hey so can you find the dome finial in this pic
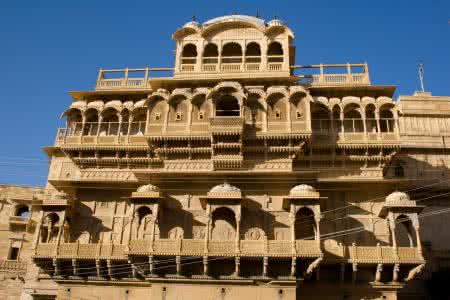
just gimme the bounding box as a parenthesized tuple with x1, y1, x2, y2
(192, 15, 197, 22)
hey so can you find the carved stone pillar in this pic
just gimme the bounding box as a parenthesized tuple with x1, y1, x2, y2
(32, 211, 44, 249)
(362, 114, 367, 136)
(235, 213, 241, 253)
(53, 258, 60, 276)
(414, 226, 422, 255)
(149, 256, 154, 276)
(72, 259, 78, 276)
(203, 256, 208, 276)
(352, 263, 358, 284)
(151, 216, 158, 252)
(375, 110, 381, 138)
(127, 115, 134, 136)
(234, 256, 240, 277)
(393, 263, 400, 282)
(290, 256, 296, 277)
(56, 211, 66, 245)
(289, 206, 296, 254)
(176, 255, 181, 275)
(388, 216, 397, 249)
(263, 256, 268, 277)
(96, 259, 101, 277)
(205, 207, 211, 253)
(315, 216, 321, 243)
(375, 263, 383, 282)
(127, 203, 136, 249)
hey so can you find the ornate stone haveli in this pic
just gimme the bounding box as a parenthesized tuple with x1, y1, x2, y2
(6, 14, 450, 300)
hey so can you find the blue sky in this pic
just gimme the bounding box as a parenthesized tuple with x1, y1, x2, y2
(0, 0, 449, 186)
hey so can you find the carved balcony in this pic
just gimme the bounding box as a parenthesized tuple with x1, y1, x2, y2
(0, 259, 27, 276)
(209, 117, 245, 135)
(54, 122, 147, 147)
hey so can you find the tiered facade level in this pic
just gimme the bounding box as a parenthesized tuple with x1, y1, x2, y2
(2, 15, 450, 300)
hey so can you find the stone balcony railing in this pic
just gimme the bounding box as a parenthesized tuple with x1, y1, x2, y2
(55, 122, 147, 146)
(33, 240, 423, 264)
(209, 117, 245, 134)
(95, 68, 173, 90)
(93, 63, 371, 91)
(293, 63, 370, 86)
(311, 118, 400, 146)
(0, 259, 27, 276)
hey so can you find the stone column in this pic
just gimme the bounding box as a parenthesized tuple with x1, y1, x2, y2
(196, 41, 203, 73)
(235, 213, 241, 253)
(127, 203, 135, 249)
(176, 255, 181, 275)
(263, 256, 268, 277)
(291, 256, 296, 277)
(315, 216, 321, 246)
(127, 115, 134, 136)
(56, 211, 66, 245)
(388, 215, 397, 248)
(375, 110, 381, 138)
(393, 263, 400, 282)
(290, 206, 296, 254)
(204, 206, 211, 253)
(32, 211, 44, 249)
(203, 256, 208, 276)
(414, 226, 423, 255)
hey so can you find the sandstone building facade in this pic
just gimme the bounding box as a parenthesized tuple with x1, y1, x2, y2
(1, 15, 450, 300)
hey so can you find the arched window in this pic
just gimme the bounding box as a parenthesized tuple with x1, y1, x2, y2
(203, 43, 219, 64)
(221, 43, 242, 64)
(395, 215, 416, 247)
(211, 207, 236, 240)
(120, 109, 130, 135)
(100, 108, 119, 136)
(83, 109, 99, 136)
(16, 206, 30, 218)
(343, 104, 363, 133)
(245, 42, 261, 63)
(216, 95, 240, 117)
(365, 104, 377, 133)
(181, 44, 197, 64)
(65, 109, 82, 136)
(267, 42, 283, 62)
(137, 206, 152, 223)
(380, 109, 394, 132)
(130, 108, 146, 136)
(295, 207, 316, 240)
(41, 213, 60, 243)
(311, 103, 330, 133)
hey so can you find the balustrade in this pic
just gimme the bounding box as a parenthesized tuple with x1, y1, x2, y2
(56, 121, 146, 145)
(33, 240, 423, 266)
(311, 118, 398, 143)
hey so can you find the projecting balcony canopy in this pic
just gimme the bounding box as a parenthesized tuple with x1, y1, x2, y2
(130, 184, 162, 200)
(282, 184, 325, 210)
(378, 191, 425, 217)
(200, 182, 242, 208)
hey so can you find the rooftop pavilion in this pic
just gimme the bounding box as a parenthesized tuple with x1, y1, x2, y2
(94, 15, 371, 91)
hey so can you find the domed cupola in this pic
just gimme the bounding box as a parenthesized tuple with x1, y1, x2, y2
(385, 191, 411, 205)
(283, 184, 322, 211)
(289, 184, 319, 198)
(183, 20, 201, 30)
(208, 182, 241, 198)
(267, 18, 284, 27)
(131, 184, 161, 199)
(379, 191, 424, 218)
